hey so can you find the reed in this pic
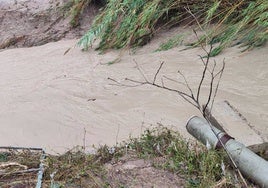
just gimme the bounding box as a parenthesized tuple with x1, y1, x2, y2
(78, 0, 267, 54)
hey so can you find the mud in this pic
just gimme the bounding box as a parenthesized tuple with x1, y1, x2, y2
(0, 0, 98, 49)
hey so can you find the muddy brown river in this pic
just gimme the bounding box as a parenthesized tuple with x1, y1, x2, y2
(0, 34, 267, 153)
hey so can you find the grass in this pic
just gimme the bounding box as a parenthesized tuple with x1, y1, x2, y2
(126, 127, 233, 187)
(77, 0, 267, 55)
(0, 127, 260, 187)
(155, 33, 185, 52)
(45, 148, 108, 187)
(201, 0, 268, 56)
(45, 127, 256, 187)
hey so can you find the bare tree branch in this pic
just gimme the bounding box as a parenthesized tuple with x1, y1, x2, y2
(203, 69, 215, 115)
(108, 31, 245, 186)
(153, 61, 164, 84)
(196, 46, 211, 104)
(162, 75, 187, 87)
(108, 77, 145, 87)
(211, 59, 217, 73)
(178, 70, 195, 98)
(209, 59, 225, 115)
(108, 51, 246, 187)
(194, 29, 210, 54)
(133, 59, 149, 82)
(185, 7, 208, 39)
(124, 78, 147, 85)
(198, 55, 206, 66)
(161, 77, 164, 87)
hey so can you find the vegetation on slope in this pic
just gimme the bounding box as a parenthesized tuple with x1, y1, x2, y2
(78, 0, 267, 55)
(0, 127, 257, 187)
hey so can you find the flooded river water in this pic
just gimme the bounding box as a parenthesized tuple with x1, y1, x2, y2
(0, 35, 267, 153)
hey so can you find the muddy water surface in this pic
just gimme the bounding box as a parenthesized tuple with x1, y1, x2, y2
(0, 37, 267, 153)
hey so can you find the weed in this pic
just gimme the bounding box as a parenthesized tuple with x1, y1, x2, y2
(45, 148, 106, 187)
(0, 152, 8, 162)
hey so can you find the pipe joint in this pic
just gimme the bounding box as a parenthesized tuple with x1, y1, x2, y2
(215, 133, 234, 149)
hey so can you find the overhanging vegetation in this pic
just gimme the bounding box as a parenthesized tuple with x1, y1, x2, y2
(78, 0, 267, 55)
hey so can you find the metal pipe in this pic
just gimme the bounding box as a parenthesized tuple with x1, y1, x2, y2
(186, 116, 268, 188)
(36, 149, 46, 188)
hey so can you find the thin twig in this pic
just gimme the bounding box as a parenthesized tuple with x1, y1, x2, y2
(162, 75, 187, 87)
(196, 46, 211, 104)
(161, 77, 164, 87)
(83, 128, 86, 153)
(0, 162, 27, 170)
(198, 55, 206, 66)
(133, 59, 149, 82)
(125, 78, 147, 85)
(185, 6, 206, 37)
(108, 77, 145, 87)
(194, 29, 209, 54)
(153, 61, 164, 84)
(211, 59, 217, 73)
(209, 59, 225, 115)
(0, 168, 39, 176)
(178, 70, 194, 98)
(203, 72, 214, 115)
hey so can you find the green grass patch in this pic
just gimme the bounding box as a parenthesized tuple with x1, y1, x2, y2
(126, 127, 232, 187)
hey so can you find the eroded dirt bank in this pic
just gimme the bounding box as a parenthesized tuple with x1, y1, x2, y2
(0, 0, 98, 49)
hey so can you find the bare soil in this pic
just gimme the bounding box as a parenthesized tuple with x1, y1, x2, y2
(0, 0, 98, 49)
(105, 155, 185, 188)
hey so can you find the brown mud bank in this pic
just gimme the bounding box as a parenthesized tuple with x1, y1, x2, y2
(0, 0, 99, 49)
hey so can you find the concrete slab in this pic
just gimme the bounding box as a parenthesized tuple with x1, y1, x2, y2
(211, 100, 265, 147)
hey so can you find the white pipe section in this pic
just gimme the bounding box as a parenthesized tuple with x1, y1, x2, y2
(186, 116, 268, 188)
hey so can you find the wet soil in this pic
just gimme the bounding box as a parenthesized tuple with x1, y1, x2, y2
(0, 0, 98, 49)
